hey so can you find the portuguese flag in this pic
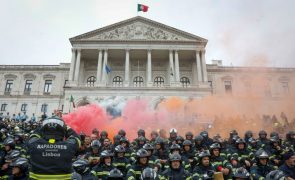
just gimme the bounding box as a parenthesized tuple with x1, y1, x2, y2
(138, 4, 149, 12)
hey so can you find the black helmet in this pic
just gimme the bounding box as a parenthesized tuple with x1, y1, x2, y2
(255, 149, 269, 159)
(176, 136, 184, 142)
(140, 167, 157, 180)
(138, 129, 145, 137)
(266, 170, 285, 180)
(286, 131, 295, 141)
(235, 138, 246, 145)
(230, 130, 238, 137)
(115, 145, 126, 153)
(209, 143, 221, 150)
(200, 131, 208, 138)
(199, 150, 211, 159)
(138, 136, 147, 143)
(72, 159, 89, 174)
(259, 130, 267, 137)
(100, 131, 108, 138)
(41, 117, 66, 140)
(248, 137, 257, 144)
(194, 135, 204, 142)
(233, 167, 250, 180)
(100, 150, 114, 158)
(270, 132, 279, 138)
(169, 153, 182, 162)
(136, 149, 149, 158)
(183, 140, 192, 146)
(270, 136, 280, 143)
(118, 129, 126, 137)
(185, 131, 193, 137)
(4, 137, 15, 149)
(119, 137, 129, 144)
(10, 157, 28, 172)
(5, 150, 21, 161)
(232, 135, 240, 142)
(155, 137, 164, 145)
(143, 143, 154, 151)
(170, 144, 181, 152)
(91, 140, 101, 149)
(108, 168, 124, 179)
(244, 131, 253, 138)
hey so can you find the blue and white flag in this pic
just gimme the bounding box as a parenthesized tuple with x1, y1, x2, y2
(105, 65, 111, 74)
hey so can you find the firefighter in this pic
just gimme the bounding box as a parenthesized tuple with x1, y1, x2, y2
(209, 143, 232, 179)
(257, 130, 271, 150)
(141, 167, 159, 180)
(160, 153, 191, 180)
(28, 116, 81, 180)
(113, 145, 131, 176)
(108, 168, 124, 180)
(250, 150, 275, 180)
(192, 150, 215, 180)
(232, 167, 251, 180)
(126, 149, 153, 180)
(85, 140, 101, 168)
(8, 157, 29, 180)
(92, 150, 114, 179)
(72, 159, 96, 180)
(168, 128, 178, 146)
(229, 138, 254, 169)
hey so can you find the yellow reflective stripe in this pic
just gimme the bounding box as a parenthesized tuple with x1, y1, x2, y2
(29, 172, 72, 180)
(75, 137, 81, 148)
(30, 134, 41, 138)
(128, 177, 136, 180)
(113, 162, 126, 166)
(96, 171, 109, 175)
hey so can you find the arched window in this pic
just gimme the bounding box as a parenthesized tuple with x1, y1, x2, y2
(87, 76, 96, 87)
(113, 76, 123, 87)
(133, 76, 144, 87)
(154, 76, 164, 87)
(180, 77, 190, 88)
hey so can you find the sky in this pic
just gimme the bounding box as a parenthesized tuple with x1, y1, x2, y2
(0, 0, 294, 67)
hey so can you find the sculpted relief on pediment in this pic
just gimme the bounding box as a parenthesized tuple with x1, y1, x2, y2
(89, 22, 191, 41)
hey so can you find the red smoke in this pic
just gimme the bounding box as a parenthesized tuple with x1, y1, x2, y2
(63, 95, 295, 141)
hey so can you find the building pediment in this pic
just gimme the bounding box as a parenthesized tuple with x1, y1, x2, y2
(70, 16, 207, 44)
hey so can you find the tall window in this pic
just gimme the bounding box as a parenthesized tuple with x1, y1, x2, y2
(112, 76, 123, 87)
(41, 104, 48, 112)
(281, 82, 289, 94)
(5, 80, 13, 92)
(44, 80, 52, 93)
(21, 104, 27, 112)
(24, 80, 33, 92)
(1, 104, 7, 111)
(87, 76, 96, 87)
(224, 81, 232, 94)
(154, 77, 164, 87)
(133, 76, 144, 87)
(180, 77, 190, 88)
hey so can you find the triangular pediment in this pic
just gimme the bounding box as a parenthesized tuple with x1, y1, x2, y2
(70, 16, 207, 43)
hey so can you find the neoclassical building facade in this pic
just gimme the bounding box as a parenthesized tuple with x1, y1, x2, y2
(0, 16, 294, 117)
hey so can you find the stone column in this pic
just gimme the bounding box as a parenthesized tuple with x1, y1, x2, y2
(174, 50, 180, 82)
(169, 50, 175, 83)
(147, 49, 152, 87)
(201, 50, 208, 82)
(69, 48, 76, 81)
(96, 49, 103, 86)
(196, 50, 203, 83)
(124, 49, 130, 87)
(74, 49, 81, 82)
(101, 49, 108, 85)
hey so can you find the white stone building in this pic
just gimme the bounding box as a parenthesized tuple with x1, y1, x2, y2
(0, 16, 294, 117)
